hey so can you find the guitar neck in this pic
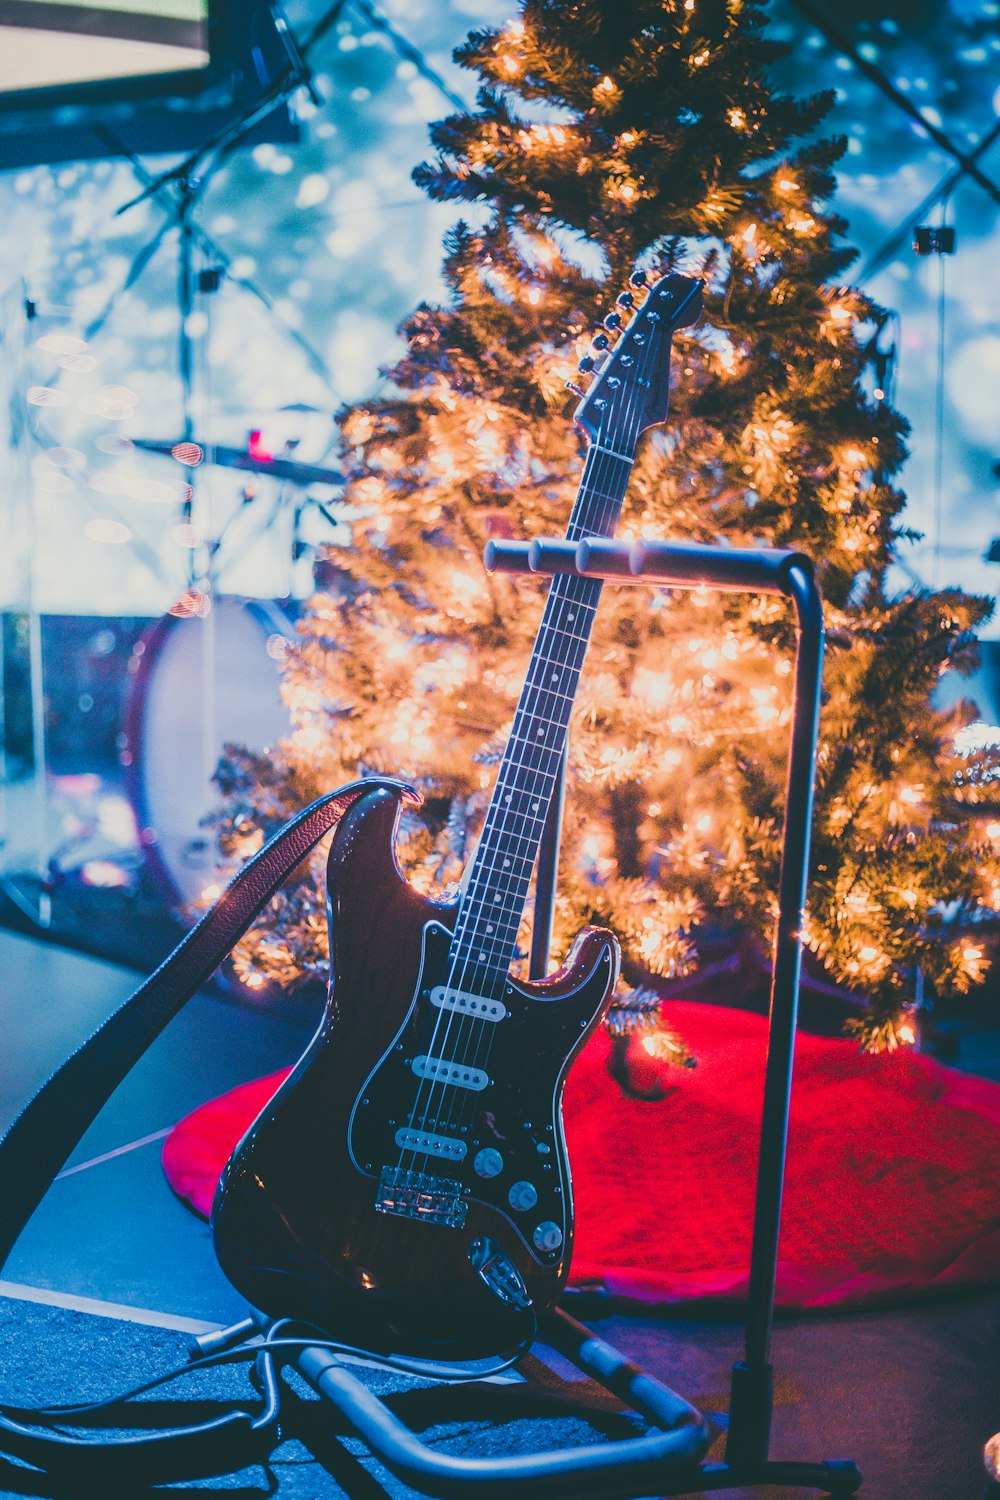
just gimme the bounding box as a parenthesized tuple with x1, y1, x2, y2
(449, 444, 634, 989)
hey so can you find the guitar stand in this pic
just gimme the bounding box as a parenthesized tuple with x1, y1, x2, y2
(199, 536, 861, 1497)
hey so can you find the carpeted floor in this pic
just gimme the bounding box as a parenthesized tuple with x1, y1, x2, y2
(0, 1287, 999, 1498)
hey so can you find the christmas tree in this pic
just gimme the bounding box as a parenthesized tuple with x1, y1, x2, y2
(219, 0, 999, 1053)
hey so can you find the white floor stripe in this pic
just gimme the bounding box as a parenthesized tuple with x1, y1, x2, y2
(55, 1127, 173, 1179)
(0, 1280, 221, 1334)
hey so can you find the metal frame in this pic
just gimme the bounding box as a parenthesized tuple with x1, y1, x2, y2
(208, 535, 860, 1496)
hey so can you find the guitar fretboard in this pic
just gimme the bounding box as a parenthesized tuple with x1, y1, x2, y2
(448, 445, 634, 992)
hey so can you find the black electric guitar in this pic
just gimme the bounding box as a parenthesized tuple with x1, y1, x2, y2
(212, 271, 703, 1363)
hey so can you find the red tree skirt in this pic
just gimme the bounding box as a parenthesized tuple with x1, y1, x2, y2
(162, 1001, 1000, 1311)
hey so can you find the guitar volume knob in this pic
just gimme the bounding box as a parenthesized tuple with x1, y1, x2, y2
(532, 1221, 563, 1253)
(508, 1180, 538, 1212)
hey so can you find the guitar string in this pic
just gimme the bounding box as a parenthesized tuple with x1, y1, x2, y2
(388, 458, 616, 1177)
(392, 293, 663, 1183)
(424, 278, 700, 1197)
(439, 318, 660, 1159)
(416, 316, 658, 1175)
(413, 321, 657, 1173)
(389, 448, 622, 1177)
(398, 312, 656, 1178)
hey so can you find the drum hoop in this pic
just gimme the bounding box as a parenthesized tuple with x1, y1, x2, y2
(122, 595, 294, 909)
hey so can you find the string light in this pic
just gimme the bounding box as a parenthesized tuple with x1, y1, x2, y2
(642, 1030, 687, 1060)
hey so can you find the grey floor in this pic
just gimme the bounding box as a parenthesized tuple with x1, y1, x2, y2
(0, 928, 998, 1499)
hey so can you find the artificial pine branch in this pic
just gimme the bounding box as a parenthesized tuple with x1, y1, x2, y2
(215, 0, 1000, 1052)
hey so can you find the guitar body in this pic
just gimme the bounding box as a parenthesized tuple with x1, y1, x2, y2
(212, 784, 619, 1362)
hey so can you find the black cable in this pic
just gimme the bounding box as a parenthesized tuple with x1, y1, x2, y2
(14, 1316, 538, 1430)
(348, 0, 470, 115)
(860, 117, 1000, 285)
(787, 0, 1000, 208)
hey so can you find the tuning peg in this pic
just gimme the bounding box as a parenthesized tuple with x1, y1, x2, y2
(603, 311, 623, 331)
(629, 269, 648, 288)
(565, 381, 585, 397)
(578, 355, 596, 373)
(592, 331, 610, 351)
(616, 291, 635, 309)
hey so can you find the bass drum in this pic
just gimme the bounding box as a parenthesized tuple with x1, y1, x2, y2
(124, 596, 295, 908)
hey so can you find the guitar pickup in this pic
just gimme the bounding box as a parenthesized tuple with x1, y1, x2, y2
(375, 1166, 467, 1228)
(429, 986, 506, 1021)
(394, 1127, 467, 1161)
(411, 1055, 489, 1091)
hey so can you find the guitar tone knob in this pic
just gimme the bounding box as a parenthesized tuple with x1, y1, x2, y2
(532, 1221, 563, 1252)
(508, 1180, 538, 1212)
(474, 1148, 504, 1178)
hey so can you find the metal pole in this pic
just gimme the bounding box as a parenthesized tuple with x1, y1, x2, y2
(727, 561, 824, 1468)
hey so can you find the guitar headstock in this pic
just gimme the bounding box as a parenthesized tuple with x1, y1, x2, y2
(573, 272, 703, 449)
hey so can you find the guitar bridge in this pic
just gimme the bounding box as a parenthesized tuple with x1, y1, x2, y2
(374, 1166, 467, 1228)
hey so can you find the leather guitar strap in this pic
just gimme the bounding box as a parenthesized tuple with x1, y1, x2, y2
(0, 775, 413, 1482)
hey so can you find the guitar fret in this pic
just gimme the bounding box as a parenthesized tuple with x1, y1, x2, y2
(589, 443, 634, 465)
(450, 431, 638, 978)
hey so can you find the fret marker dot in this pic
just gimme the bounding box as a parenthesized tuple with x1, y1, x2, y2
(486, 924, 494, 933)
(503, 858, 511, 867)
(479, 951, 486, 960)
(532, 801, 539, 811)
(537, 728, 544, 737)
(567, 613, 575, 622)
(494, 894, 501, 902)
